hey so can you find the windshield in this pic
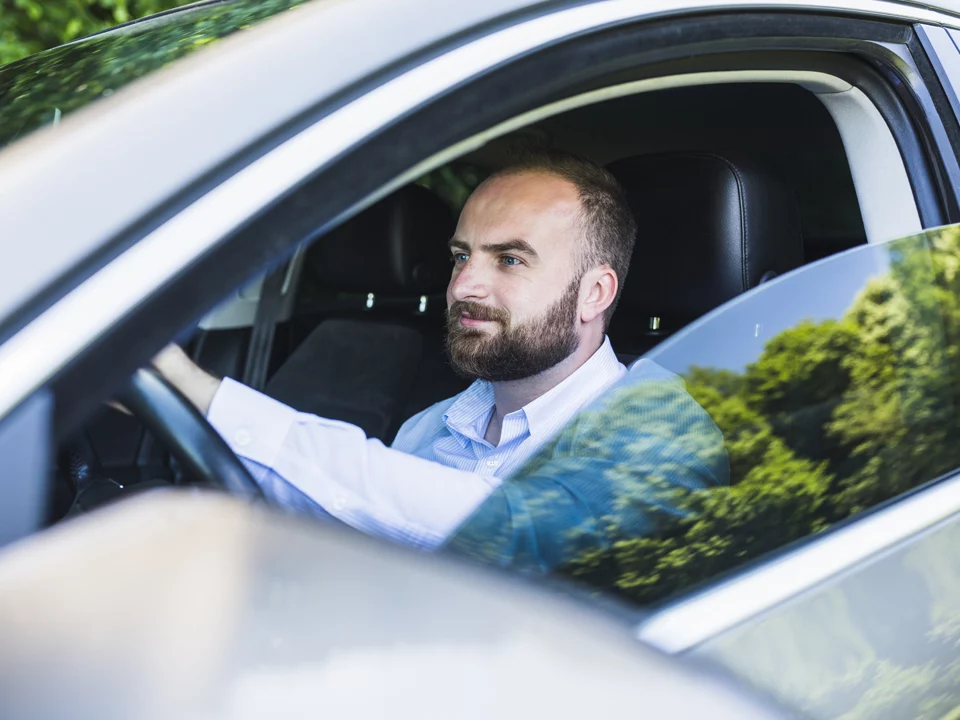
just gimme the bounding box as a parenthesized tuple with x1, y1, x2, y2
(0, 0, 309, 151)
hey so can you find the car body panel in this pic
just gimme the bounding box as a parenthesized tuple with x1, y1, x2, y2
(0, 392, 51, 545)
(693, 506, 960, 719)
(0, 0, 304, 153)
(0, 489, 789, 720)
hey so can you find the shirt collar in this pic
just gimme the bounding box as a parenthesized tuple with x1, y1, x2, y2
(443, 380, 495, 446)
(442, 336, 625, 445)
(521, 336, 625, 439)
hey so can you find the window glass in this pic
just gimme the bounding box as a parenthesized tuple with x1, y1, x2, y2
(0, 0, 309, 151)
(445, 225, 960, 607)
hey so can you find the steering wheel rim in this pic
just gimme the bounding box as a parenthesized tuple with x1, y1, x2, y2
(120, 367, 265, 500)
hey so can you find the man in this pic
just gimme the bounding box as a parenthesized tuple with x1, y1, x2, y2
(155, 150, 728, 567)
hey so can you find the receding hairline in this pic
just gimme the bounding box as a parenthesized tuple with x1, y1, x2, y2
(482, 166, 584, 193)
(470, 168, 589, 224)
(494, 164, 604, 234)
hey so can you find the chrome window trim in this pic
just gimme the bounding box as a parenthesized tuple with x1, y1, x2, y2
(637, 466, 960, 653)
(0, 0, 957, 422)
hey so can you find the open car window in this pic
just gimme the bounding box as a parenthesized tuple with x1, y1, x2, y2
(446, 224, 960, 607)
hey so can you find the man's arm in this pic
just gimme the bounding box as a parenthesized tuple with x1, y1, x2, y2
(152, 344, 222, 415)
(207, 377, 499, 546)
(151, 345, 499, 546)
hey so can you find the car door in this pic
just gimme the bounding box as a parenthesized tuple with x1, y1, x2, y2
(598, 223, 960, 720)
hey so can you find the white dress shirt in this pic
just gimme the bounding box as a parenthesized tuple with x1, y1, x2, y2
(207, 337, 626, 548)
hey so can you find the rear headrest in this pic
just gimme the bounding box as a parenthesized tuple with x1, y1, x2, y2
(310, 185, 454, 295)
(607, 152, 804, 329)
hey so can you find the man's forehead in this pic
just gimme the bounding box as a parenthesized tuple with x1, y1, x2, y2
(456, 172, 582, 239)
(473, 170, 580, 206)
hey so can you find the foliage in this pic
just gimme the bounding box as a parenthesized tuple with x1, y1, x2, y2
(0, 0, 195, 67)
(449, 226, 960, 616)
(446, 223, 960, 716)
(0, 0, 307, 149)
(542, 226, 960, 608)
(448, 367, 730, 577)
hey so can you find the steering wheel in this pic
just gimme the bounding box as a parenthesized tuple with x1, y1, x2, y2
(120, 368, 265, 500)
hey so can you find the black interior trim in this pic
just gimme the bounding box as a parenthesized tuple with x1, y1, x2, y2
(567, 47, 947, 228)
(908, 27, 960, 222)
(44, 10, 958, 436)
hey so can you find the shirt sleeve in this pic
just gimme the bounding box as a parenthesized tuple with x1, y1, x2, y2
(443, 372, 731, 575)
(207, 378, 498, 548)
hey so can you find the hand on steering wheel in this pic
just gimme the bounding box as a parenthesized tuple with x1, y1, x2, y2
(120, 367, 264, 500)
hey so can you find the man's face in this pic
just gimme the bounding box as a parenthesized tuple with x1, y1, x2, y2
(445, 172, 585, 382)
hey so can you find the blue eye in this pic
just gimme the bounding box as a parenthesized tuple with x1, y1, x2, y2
(501, 255, 521, 267)
(452, 252, 469, 264)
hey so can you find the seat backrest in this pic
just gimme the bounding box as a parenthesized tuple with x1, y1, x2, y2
(264, 185, 467, 442)
(606, 152, 805, 361)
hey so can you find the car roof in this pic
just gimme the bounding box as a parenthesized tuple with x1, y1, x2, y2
(0, 0, 958, 339)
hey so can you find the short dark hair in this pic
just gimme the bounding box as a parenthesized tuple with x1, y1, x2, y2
(488, 149, 637, 325)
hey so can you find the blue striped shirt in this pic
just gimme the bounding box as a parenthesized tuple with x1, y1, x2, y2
(394, 336, 626, 479)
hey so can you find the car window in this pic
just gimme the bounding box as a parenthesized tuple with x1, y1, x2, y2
(0, 0, 309, 151)
(445, 224, 960, 608)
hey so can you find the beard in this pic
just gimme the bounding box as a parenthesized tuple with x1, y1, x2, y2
(445, 278, 581, 382)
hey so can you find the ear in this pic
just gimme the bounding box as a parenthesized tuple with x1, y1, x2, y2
(579, 265, 618, 325)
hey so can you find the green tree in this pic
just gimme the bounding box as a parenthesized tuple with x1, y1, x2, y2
(564, 365, 834, 603)
(0, 0, 308, 149)
(830, 227, 960, 515)
(0, 0, 195, 67)
(745, 318, 857, 466)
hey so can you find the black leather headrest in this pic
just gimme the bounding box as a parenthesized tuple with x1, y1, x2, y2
(608, 152, 804, 329)
(310, 185, 454, 295)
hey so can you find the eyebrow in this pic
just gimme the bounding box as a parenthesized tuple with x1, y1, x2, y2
(447, 237, 540, 260)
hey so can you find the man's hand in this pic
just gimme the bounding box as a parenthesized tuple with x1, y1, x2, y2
(151, 344, 222, 416)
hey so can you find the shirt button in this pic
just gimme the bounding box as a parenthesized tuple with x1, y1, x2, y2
(333, 494, 347, 511)
(234, 429, 252, 447)
(486, 459, 500, 469)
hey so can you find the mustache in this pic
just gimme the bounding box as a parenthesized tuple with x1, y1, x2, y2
(447, 301, 510, 326)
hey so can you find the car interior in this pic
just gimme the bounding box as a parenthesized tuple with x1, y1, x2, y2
(52, 77, 913, 521)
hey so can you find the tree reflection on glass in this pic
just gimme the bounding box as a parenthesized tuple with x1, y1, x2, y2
(449, 225, 960, 611)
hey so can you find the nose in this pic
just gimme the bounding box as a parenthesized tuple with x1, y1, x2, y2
(448, 258, 490, 303)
